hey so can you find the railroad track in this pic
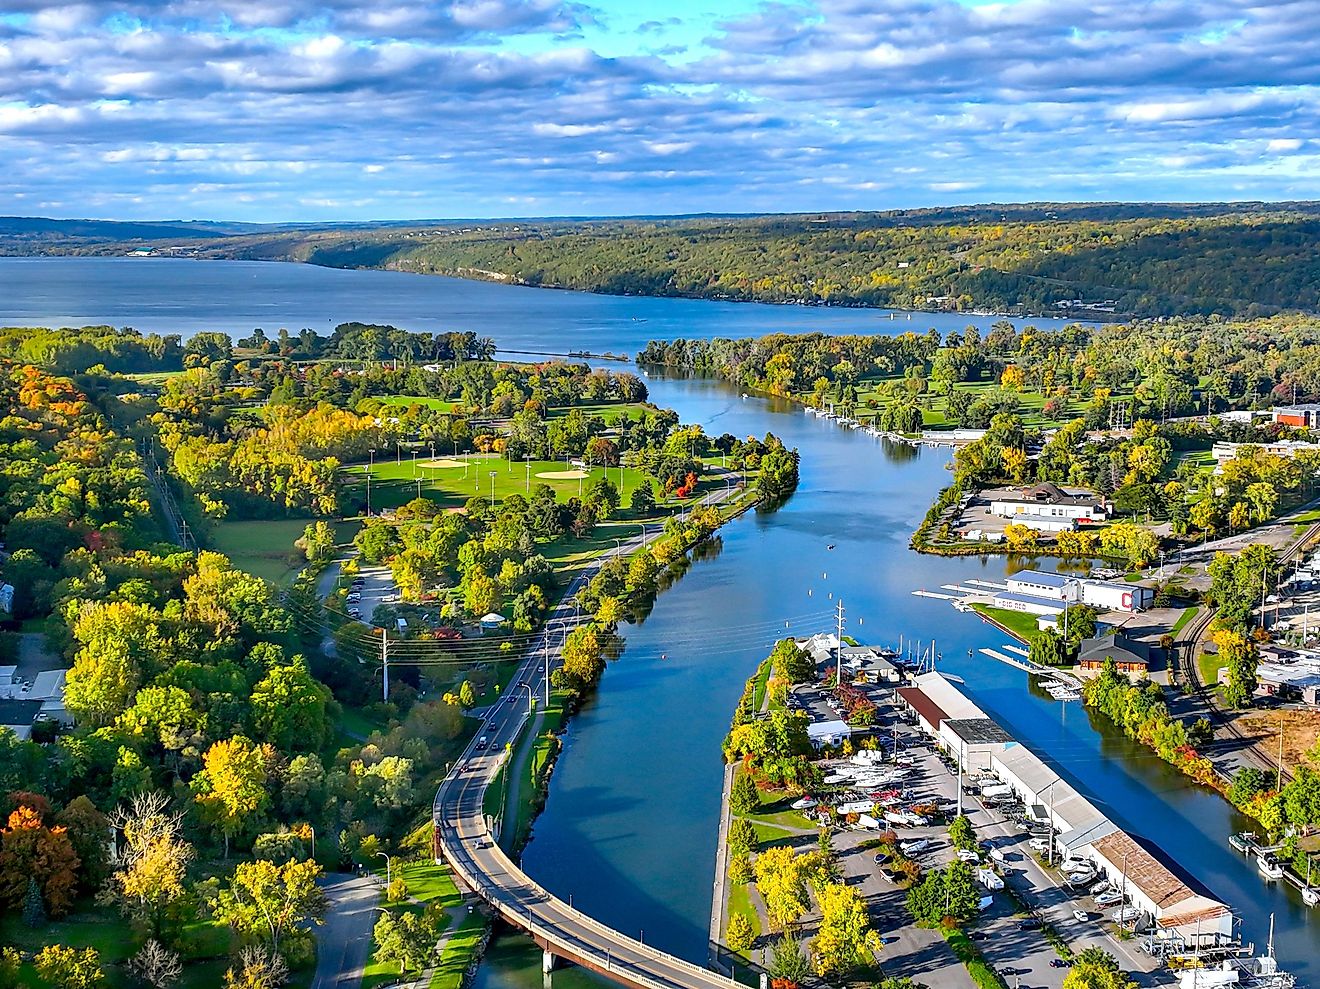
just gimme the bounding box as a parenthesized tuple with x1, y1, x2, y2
(1174, 520, 1320, 782)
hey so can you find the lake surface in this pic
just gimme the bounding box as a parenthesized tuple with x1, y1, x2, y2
(2, 258, 1313, 984)
(0, 256, 1083, 352)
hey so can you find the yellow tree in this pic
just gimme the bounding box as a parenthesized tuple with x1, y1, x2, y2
(812, 883, 882, 976)
(109, 793, 194, 939)
(1000, 366, 1025, 391)
(754, 846, 809, 930)
(192, 737, 269, 857)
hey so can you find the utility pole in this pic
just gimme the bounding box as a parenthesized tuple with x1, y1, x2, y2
(381, 629, 389, 702)
(544, 637, 551, 707)
(835, 600, 846, 688)
(1278, 712, 1286, 782)
(957, 737, 965, 818)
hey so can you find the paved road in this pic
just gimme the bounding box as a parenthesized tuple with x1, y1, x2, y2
(312, 874, 380, 989)
(432, 489, 751, 989)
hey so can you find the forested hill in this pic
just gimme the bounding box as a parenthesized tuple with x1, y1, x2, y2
(9, 203, 1320, 318)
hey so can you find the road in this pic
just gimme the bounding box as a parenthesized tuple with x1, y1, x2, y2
(312, 874, 380, 989)
(432, 487, 752, 989)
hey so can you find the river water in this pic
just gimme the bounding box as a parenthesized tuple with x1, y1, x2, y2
(1, 259, 1314, 984)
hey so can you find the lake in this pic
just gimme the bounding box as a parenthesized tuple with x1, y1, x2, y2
(2, 257, 1313, 985)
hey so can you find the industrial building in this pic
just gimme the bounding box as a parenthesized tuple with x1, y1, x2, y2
(1271, 404, 1320, 428)
(902, 673, 1234, 948)
(992, 569, 1153, 616)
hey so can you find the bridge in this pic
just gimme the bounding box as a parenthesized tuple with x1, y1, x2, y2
(431, 511, 749, 989)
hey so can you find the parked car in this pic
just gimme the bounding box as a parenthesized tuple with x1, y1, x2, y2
(1073, 910, 1089, 922)
(1050, 959, 1073, 969)
(1028, 838, 1052, 851)
(348, 608, 361, 618)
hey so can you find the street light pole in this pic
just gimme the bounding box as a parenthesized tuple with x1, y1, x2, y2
(376, 851, 392, 887)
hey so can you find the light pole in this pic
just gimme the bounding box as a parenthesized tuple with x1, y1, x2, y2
(376, 851, 392, 887)
(489, 470, 497, 505)
(517, 681, 534, 716)
(613, 537, 622, 558)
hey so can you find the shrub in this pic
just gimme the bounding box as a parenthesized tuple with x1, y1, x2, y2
(726, 914, 755, 952)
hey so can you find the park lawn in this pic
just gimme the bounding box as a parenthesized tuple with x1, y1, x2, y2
(430, 912, 487, 989)
(343, 455, 652, 513)
(725, 880, 760, 952)
(1176, 449, 1217, 469)
(971, 604, 1040, 644)
(750, 658, 772, 711)
(501, 731, 561, 851)
(376, 395, 460, 412)
(361, 864, 466, 988)
(209, 518, 354, 585)
(1171, 607, 1200, 634)
(545, 401, 650, 422)
(123, 370, 185, 385)
(1, 907, 137, 985)
(1290, 507, 1320, 524)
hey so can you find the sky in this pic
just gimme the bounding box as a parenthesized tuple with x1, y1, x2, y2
(1, 0, 1318, 221)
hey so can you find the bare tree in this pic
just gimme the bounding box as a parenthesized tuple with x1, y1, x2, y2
(128, 940, 182, 989)
(223, 946, 288, 989)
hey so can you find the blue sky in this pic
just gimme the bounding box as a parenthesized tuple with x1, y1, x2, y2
(0, 0, 1317, 221)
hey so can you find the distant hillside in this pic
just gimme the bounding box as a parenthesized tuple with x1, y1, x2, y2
(6, 202, 1320, 318)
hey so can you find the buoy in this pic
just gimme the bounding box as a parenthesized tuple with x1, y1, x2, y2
(808, 589, 813, 596)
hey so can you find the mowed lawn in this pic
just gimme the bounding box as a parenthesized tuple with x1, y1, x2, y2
(209, 519, 357, 584)
(343, 455, 655, 512)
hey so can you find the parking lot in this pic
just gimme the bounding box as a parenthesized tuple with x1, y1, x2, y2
(344, 565, 396, 624)
(799, 691, 1164, 989)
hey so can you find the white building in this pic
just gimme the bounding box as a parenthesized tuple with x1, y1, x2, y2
(998, 570, 1152, 614)
(1212, 439, 1320, 464)
(984, 482, 1108, 523)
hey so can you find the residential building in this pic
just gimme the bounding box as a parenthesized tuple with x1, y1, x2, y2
(1077, 635, 1152, 677)
(1212, 439, 1320, 464)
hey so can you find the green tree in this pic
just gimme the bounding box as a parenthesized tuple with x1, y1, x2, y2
(373, 909, 439, 974)
(728, 817, 758, 857)
(948, 815, 976, 852)
(730, 772, 760, 815)
(250, 659, 332, 752)
(767, 934, 811, 984)
(212, 858, 327, 954)
(770, 639, 815, 683)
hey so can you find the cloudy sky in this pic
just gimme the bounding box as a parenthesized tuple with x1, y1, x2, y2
(1, 0, 1317, 221)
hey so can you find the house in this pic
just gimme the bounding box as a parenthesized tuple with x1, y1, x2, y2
(839, 645, 901, 683)
(983, 482, 1108, 523)
(807, 719, 852, 748)
(1077, 635, 1151, 676)
(1271, 403, 1320, 428)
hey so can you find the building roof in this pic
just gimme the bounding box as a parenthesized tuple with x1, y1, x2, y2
(1078, 635, 1151, 666)
(28, 669, 65, 700)
(1273, 403, 1320, 415)
(0, 698, 43, 728)
(1057, 817, 1120, 852)
(1009, 570, 1070, 589)
(912, 672, 988, 720)
(840, 645, 898, 672)
(807, 719, 852, 740)
(986, 482, 1103, 508)
(992, 742, 1108, 832)
(797, 632, 841, 666)
(944, 718, 1013, 745)
(896, 686, 950, 730)
(992, 592, 1066, 613)
(1091, 830, 1225, 922)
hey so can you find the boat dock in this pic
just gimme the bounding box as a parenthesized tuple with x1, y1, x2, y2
(1229, 833, 1318, 905)
(913, 590, 960, 601)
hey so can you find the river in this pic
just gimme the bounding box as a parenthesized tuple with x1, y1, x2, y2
(0, 258, 1314, 984)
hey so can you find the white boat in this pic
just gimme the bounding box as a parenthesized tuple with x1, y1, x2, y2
(1095, 890, 1124, 906)
(1110, 906, 1142, 923)
(1229, 832, 1256, 853)
(791, 797, 818, 810)
(1302, 887, 1318, 907)
(1257, 854, 1284, 881)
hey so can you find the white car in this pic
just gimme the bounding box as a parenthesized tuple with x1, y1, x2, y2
(958, 849, 980, 863)
(1028, 837, 1052, 851)
(1073, 910, 1089, 923)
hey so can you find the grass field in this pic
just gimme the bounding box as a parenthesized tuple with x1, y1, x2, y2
(344, 454, 654, 513)
(430, 913, 487, 989)
(1171, 606, 1200, 634)
(971, 603, 1041, 644)
(844, 375, 1137, 432)
(361, 861, 467, 989)
(208, 518, 357, 584)
(376, 395, 460, 411)
(725, 880, 761, 952)
(1198, 649, 1224, 689)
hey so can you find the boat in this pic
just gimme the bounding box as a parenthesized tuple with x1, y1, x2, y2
(791, 796, 818, 810)
(1095, 890, 1124, 906)
(1302, 887, 1319, 908)
(1110, 906, 1142, 923)
(1257, 854, 1283, 881)
(1229, 832, 1257, 853)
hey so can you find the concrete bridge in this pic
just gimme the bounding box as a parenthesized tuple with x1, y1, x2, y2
(434, 758, 740, 989)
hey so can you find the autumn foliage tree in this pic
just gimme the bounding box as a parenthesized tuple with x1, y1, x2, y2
(0, 804, 80, 918)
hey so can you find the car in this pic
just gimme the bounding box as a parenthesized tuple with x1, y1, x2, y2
(475, 736, 490, 750)
(1050, 959, 1074, 968)
(873, 852, 890, 864)
(1018, 919, 1042, 930)
(957, 849, 980, 863)
(1028, 838, 1052, 851)
(969, 931, 989, 941)
(476, 838, 492, 849)
(348, 608, 361, 618)
(1073, 910, 1089, 923)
